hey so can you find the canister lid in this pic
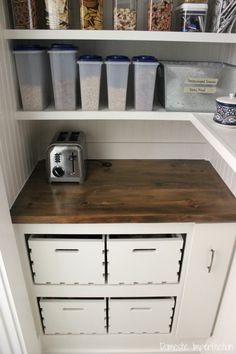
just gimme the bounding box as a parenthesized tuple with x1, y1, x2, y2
(216, 94, 236, 105)
(13, 44, 45, 52)
(106, 55, 130, 62)
(132, 55, 158, 63)
(78, 55, 103, 61)
(48, 44, 77, 52)
(177, 3, 208, 11)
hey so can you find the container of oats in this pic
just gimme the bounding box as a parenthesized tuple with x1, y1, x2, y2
(13, 45, 50, 111)
(133, 56, 159, 111)
(44, 0, 69, 29)
(105, 55, 130, 111)
(11, 0, 37, 29)
(78, 55, 103, 111)
(80, 0, 103, 30)
(113, 0, 137, 30)
(48, 44, 78, 110)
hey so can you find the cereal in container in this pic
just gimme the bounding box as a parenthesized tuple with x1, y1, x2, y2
(147, 0, 173, 31)
(80, 0, 103, 30)
(44, 0, 69, 29)
(113, 0, 137, 30)
(11, 0, 37, 29)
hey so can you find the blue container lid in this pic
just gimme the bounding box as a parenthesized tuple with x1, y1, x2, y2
(13, 44, 45, 51)
(106, 55, 130, 62)
(78, 54, 103, 61)
(132, 55, 158, 63)
(49, 44, 77, 51)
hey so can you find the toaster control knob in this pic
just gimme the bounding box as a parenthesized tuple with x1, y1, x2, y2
(52, 166, 64, 178)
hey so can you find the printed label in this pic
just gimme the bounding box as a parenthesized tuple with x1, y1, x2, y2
(185, 77, 219, 85)
(184, 87, 217, 94)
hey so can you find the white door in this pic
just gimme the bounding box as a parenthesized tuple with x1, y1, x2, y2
(176, 223, 236, 339)
(0, 162, 41, 354)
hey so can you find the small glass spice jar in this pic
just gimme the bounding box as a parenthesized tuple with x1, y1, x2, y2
(44, 0, 69, 29)
(80, 0, 103, 30)
(113, 0, 137, 30)
(11, 0, 37, 29)
(147, 0, 173, 31)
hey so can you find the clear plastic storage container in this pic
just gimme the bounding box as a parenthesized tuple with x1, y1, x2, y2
(11, 0, 37, 29)
(105, 55, 130, 111)
(174, 2, 208, 32)
(80, 0, 103, 30)
(48, 44, 78, 110)
(77, 55, 103, 111)
(13, 45, 50, 111)
(113, 0, 137, 30)
(133, 56, 159, 111)
(44, 0, 69, 29)
(147, 0, 173, 31)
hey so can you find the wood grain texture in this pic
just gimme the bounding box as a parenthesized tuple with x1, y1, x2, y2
(10, 160, 236, 224)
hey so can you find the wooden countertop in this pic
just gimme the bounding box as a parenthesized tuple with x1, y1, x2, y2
(10, 160, 236, 224)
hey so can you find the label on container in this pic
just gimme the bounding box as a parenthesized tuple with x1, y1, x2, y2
(184, 87, 217, 94)
(185, 77, 219, 85)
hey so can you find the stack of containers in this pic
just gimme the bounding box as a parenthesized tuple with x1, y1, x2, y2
(105, 55, 130, 111)
(48, 44, 78, 110)
(77, 55, 103, 110)
(13, 45, 50, 111)
(174, 1, 208, 32)
(133, 56, 159, 111)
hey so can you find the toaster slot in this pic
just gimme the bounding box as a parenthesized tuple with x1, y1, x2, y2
(69, 132, 80, 142)
(57, 131, 68, 142)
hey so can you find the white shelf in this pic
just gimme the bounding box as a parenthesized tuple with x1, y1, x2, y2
(192, 114, 236, 174)
(4, 30, 236, 43)
(14, 107, 192, 121)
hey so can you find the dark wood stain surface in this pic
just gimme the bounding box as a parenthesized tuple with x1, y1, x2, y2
(10, 160, 236, 223)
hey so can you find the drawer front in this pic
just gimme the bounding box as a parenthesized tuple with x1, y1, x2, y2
(40, 299, 107, 334)
(107, 235, 183, 284)
(109, 298, 175, 334)
(28, 237, 105, 284)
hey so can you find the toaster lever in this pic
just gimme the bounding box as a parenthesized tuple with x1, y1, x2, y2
(69, 152, 77, 174)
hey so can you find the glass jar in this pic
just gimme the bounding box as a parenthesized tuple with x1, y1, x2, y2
(113, 0, 137, 30)
(11, 0, 37, 29)
(44, 0, 69, 29)
(147, 0, 173, 31)
(80, 0, 103, 30)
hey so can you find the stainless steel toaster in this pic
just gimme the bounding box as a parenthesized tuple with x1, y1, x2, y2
(47, 131, 87, 183)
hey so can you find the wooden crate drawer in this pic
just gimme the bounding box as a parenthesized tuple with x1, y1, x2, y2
(28, 236, 105, 284)
(109, 298, 175, 334)
(39, 298, 107, 335)
(107, 235, 184, 284)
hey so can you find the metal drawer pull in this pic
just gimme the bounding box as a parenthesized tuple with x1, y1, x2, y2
(132, 248, 156, 253)
(207, 249, 215, 273)
(130, 307, 152, 311)
(55, 249, 79, 253)
(63, 308, 84, 311)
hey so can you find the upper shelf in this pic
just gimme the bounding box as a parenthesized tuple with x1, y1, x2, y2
(4, 30, 236, 43)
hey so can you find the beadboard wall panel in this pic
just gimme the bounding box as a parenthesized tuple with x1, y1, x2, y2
(0, 1, 39, 207)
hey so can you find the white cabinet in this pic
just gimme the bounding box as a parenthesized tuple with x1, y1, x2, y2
(177, 223, 236, 339)
(13, 222, 236, 354)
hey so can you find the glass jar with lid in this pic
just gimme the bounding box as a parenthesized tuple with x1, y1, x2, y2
(80, 0, 103, 30)
(113, 0, 137, 30)
(147, 0, 173, 31)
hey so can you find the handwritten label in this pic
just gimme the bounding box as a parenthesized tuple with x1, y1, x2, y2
(184, 87, 217, 94)
(185, 77, 218, 86)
